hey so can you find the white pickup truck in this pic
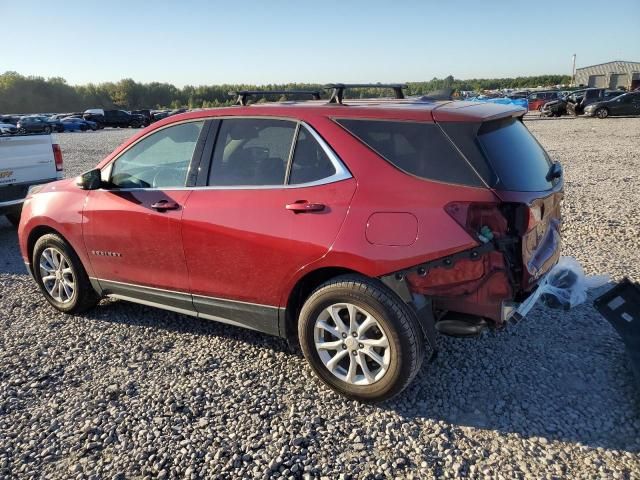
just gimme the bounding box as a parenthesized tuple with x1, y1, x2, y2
(0, 133, 63, 225)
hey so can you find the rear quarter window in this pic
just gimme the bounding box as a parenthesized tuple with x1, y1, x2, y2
(476, 118, 553, 192)
(335, 119, 483, 187)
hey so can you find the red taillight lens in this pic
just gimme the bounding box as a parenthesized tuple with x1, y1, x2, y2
(445, 202, 508, 241)
(53, 144, 63, 171)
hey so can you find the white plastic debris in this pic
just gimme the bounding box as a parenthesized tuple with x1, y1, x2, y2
(514, 256, 609, 319)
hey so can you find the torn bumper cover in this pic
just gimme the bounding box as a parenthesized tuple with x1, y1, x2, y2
(381, 220, 562, 324)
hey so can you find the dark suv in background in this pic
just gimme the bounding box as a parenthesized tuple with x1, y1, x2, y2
(83, 109, 144, 129)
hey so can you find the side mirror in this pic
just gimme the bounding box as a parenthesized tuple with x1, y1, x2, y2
(76, 168, 102, 190)
(546, 161, 563, 182)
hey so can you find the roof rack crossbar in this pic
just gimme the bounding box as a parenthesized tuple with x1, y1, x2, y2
(324, 83, 408, 104)
(230, 90, 322, 106)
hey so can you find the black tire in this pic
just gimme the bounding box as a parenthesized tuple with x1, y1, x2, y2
(80, 125, 87, 132)
(32, 233, 99, 314)
(298, 274, 424, 402)
(596, 107, 609, 119)
(18, 127, 26, 134)
(44, 126, 52, 134)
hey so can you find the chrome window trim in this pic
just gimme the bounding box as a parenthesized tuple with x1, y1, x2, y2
(99, 117, 352, 192)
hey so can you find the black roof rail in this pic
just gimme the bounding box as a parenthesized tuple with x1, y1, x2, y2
(230, 90, 322, 106)
(324, 83, 408, 104)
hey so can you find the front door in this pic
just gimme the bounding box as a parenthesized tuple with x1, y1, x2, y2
(181, 118, 356, 334)
(83, 120, 206, 304)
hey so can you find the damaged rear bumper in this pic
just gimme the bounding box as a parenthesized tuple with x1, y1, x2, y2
(381, 224, 561, 325)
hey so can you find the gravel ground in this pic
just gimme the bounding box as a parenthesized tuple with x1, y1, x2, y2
(1, 120, 639, 479)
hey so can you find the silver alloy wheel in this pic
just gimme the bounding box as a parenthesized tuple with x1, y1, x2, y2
(314, 303, 391, 386)
(39, 247, 75, 304)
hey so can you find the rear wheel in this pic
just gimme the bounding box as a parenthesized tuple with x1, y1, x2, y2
(298, 275, 424, 402)
(32, 234, 99, 314)
(44, 126, 52, 134)
(596, 107, 609, 119)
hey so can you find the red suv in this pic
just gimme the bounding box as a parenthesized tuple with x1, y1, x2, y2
(18, 90, 563, 402)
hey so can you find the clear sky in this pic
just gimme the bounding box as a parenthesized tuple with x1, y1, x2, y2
(3, 0, 639, 87)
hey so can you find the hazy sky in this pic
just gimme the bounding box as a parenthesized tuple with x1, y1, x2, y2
(3, 0, 639, 87)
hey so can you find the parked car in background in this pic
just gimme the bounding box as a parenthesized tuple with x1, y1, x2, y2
(131, 109, 152, 126)
(151, 110, 171, 122)
(61, 117, 98, 131)
(17, 116, 56, 134)
(528, 91, 562, 111)
(0, 123, 18, 134)
(584, 91, 640, 118)
(566, 89, 625, 116)
(83, 109, 144, 129)
(0, 115, 21, 125)
(540, 89, 588, 117)
(18, 95, 563, 401)
(0, 132, 63, 225)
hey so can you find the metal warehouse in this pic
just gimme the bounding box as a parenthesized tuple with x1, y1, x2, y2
(575, 60, 640, 90)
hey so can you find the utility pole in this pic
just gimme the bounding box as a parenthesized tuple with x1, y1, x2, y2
(571, 54, 576, 86)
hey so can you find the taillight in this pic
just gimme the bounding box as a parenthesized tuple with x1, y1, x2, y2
(445, 202, 508, 242)
(53, 144, 63, 171)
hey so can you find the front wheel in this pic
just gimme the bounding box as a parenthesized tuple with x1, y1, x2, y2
(44, 126, 52, 134)
(596, 108, 609, 119)
(32, 234, 99, 314)
(298, 275, 424, 402)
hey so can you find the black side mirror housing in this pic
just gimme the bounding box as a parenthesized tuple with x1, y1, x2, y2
(546, 161, 563, 182)
(76, 168, 102, 190)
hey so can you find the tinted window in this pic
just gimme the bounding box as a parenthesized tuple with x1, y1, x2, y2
(336, 119, 482, 186)
(110, 121, 204, 188)
(289, 127, 336, 184)
(208, 119, 296, 186)
(477, 119, 552, 192)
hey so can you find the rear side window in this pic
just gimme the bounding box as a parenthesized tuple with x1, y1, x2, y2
(335, 119, 483, 187)
(209, 119, 296, 186)
(476, 119, 553, 191)
(289, 128, 336, 185)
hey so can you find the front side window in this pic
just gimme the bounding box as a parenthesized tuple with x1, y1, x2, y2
(208, 119, 296, 186)
(109, 121, 204, 189)
(288, 127, 336, 185)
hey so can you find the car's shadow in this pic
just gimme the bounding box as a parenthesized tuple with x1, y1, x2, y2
(0, 221, 28, 275)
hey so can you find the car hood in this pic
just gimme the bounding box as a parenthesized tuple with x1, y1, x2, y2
(32, 178, 76, 196)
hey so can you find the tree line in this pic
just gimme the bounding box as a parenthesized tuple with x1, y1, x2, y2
(0, 71, 571, 114)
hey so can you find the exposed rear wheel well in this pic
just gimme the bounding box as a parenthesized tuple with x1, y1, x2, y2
(284, 267, 361, 343)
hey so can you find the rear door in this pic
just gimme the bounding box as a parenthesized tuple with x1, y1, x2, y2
(83, 120, 206, 303)
(181, 117, 356, 334)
